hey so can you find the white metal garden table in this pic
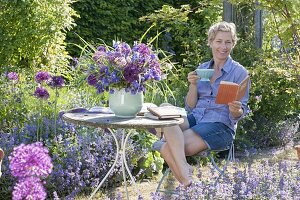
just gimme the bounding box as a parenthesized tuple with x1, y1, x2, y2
(63, 111, 184, 200)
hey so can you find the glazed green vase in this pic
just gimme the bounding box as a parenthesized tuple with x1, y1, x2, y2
(109, 89, 143, 118)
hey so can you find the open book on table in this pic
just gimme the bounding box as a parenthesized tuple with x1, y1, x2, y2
(146, 105, 187, 120)
(215, 75, 250, 104)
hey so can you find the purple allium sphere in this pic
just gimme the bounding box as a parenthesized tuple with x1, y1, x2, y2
(87, 74, 98, 86)
(9, 142, 53, 178)
(12, 177, 47, 200)
(35, 71, 51, 84)
(7, 72, 19, 81)
(48, 76, 64, 88)
(34, 86, 50, 100)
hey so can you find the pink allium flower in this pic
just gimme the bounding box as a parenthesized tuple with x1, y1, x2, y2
(9, 142, 53, 178)
(12, 177, 47, 200)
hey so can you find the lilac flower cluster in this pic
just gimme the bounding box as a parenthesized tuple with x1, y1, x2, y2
(9, 142, 53, 200)
(34, 71, 64, 100)
(87, 41, 162, 94)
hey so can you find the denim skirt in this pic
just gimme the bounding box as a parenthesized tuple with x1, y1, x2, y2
(187, 114, 234, 151)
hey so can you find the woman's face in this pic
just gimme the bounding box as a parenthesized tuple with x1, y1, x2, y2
(210, 31, 234, 62)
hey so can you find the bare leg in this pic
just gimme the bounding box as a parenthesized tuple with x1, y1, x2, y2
(161, 125, 191, 186)
(160, 122, 208, 186)
(160, 142, 191, 184)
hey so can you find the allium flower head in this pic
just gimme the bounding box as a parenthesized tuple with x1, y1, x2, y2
(12, 177, 47, 200)
(34, 86, 50, 100)
(48, 76, 64, 88)
(35, 71, 51, 84)
(7, 72, 19, 81)
(9, 142, 53, 178)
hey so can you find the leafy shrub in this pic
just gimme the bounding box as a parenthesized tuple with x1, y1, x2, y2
(139, 2, 222, 68)
(0, 0, 77, 74)
(66, 0, 175, 56)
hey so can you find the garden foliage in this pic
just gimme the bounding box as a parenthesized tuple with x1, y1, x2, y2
(228, 0, 300, 148)
(0, 0, 77, 74)
(0, 0, 299, 199)
(66, 0, 175, 56)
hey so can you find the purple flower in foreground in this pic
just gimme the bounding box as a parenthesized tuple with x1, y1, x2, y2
(35, 71, 51, 83)
(12, 177, 47, 200)
(34, 86, 50, 100)
(9, 142, 53, 178)
(7, 72, 19, 81)
(48, 76, 64, 88)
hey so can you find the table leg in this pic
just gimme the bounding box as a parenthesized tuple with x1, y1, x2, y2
(120, 129, 129, 200)
(89, 128, 139, 200)
(122, 129, 137, 185)
(89, 128, 120, 200)
(121, 129, 140, 200)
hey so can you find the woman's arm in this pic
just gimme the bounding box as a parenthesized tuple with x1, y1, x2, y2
(185, 71, 199, 108)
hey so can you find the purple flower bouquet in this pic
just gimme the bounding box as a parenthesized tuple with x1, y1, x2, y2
(86, 41, 163, 94)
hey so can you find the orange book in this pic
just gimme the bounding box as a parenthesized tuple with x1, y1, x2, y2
(215, 75, 250, 104)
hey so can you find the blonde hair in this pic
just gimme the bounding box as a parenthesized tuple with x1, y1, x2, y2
(207, 21, 238, 46)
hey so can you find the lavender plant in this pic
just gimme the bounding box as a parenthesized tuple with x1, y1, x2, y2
(0, 114, 154, 199)
(152, 160, 300, 200)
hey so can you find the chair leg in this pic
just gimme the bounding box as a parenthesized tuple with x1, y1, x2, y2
(209, 143, 234, 185)
(156, 168, 170, 192)
(155, 168, 182, 197)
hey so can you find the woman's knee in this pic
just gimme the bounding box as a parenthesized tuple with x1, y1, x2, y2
(183, 130, 208, 156)
(179, 116, 190, 131)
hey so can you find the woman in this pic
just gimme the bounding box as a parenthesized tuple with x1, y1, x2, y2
(153, 21, 250, 187)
